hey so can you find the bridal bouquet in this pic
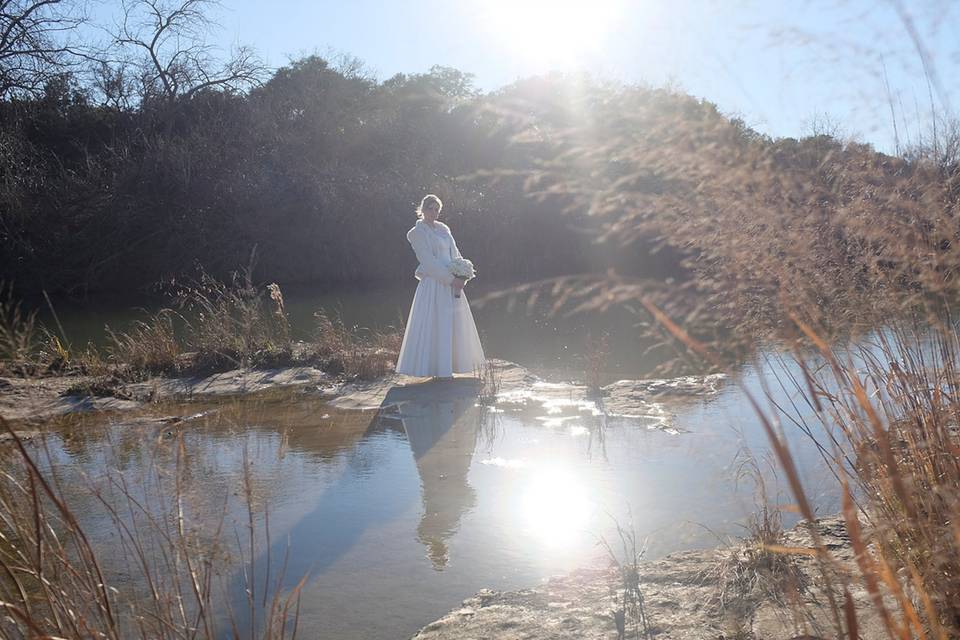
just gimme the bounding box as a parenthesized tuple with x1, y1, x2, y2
(449, 258, 475, 298)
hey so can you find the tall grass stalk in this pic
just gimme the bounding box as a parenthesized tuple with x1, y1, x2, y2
(648, 297, 960, 637)
(0, 416, 304, 639)
(598, 514, 651, 640)
(0, 283, 38, 369)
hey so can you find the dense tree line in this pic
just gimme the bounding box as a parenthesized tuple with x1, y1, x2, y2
(0, 56, 580, 293)
(0, 50, 695, 296)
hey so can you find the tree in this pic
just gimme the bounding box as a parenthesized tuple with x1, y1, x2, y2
(0, 0, 89, 98)
(113, 0, 265, 105)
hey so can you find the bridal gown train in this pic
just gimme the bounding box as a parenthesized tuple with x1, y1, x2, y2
(395, 219, 486, 377)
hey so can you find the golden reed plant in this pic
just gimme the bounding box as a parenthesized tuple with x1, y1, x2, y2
(483, 74, 960, 635)
(645, 301, 960, 637)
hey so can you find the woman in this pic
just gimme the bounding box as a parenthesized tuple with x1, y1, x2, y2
(396, 194, 485, 378)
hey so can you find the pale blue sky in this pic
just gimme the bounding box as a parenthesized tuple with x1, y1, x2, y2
(132, 1, 960, 153)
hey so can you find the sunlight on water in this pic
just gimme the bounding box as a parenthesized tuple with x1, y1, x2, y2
(519, 467, 592, 549)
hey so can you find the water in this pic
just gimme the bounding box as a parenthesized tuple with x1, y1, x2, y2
(21, 353, 841, 640)
(39, 281, 671, 382)
(12, 283, 852, 638)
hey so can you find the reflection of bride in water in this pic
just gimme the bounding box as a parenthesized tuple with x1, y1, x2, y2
(390, 384, 481, 569)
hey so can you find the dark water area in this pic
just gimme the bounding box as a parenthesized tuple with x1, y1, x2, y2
(37, 280, 674, 383)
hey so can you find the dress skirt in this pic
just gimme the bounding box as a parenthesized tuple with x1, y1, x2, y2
(395, 277, 486, 377)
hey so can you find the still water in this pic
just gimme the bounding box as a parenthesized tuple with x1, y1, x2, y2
(29, 352, 840, 640)
(40, 281, 678, 382)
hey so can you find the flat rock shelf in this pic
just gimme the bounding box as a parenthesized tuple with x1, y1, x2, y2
(412, 515, 883, 640)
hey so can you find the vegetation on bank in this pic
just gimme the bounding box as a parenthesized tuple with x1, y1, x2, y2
(0, 267, 402, 386)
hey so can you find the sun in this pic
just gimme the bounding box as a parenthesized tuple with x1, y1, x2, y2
(519, 467, 593, 548)
(478, 0, 626, 66)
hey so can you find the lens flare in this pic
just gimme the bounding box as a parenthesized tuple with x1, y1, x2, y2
(520, 467, 592, 548)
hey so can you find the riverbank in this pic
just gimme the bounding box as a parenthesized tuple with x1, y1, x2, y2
(412, 514, 882, 640)
(0, 358, 725, 428)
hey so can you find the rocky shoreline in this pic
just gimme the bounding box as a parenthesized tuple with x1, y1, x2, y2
(0, 359, 725, 430)
(411, 515, 881, 640)
(0, 365, 332, 423)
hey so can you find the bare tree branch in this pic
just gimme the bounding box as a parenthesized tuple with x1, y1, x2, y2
(0, 0, 91, 98)
(111, 0, 267, 105)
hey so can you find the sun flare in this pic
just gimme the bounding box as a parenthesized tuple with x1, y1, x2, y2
(520, 468, 592, 548)
(479, 0, 625, 65)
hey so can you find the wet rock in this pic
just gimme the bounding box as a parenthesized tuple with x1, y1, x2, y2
(323, 360, 726, 434)
(0, 367, 330, 422)
(123, 366, 330, 400)
(0, 374, 129, 422)
(1, 358, 723, 430)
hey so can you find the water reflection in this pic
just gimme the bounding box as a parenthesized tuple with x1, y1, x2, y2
(249, 379, 483, 600)
(18, 358, 844, 640)
(389, 381, 481, 569)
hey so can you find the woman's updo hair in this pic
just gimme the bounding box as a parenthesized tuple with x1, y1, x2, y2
(416, 194, 443, 219)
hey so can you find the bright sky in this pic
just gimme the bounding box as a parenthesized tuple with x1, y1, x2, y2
(208, 0, 958, 153)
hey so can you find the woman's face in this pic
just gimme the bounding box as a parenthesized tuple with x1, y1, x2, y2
(422, 201, 440, 222)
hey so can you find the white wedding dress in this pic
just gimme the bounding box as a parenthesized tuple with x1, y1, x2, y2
(396, 219, 486, 377)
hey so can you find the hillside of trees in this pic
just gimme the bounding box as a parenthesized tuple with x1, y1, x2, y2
(2, 0, 956, 340)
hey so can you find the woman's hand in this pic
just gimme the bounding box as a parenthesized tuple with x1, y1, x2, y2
(452, 277, 466, 296)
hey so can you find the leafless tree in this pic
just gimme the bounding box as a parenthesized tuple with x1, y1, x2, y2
(113, 0, 266, 104)
(0, 0, 90, 98)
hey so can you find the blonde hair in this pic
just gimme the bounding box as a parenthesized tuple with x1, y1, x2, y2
(416, 194, 443, 219)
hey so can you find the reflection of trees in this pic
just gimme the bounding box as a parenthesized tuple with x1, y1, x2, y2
(391, 381, 481, 570)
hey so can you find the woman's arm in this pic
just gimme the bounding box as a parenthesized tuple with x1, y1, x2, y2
(446, 226, 468, 294)
(441, 222, 464, 260)
(407, 227, 454, 284)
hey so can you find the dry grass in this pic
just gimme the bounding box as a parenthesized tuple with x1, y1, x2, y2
(598, 514, 652, 640)
(308, 310, 401, 380)
(490, 58, 960, 636)
(106, 309, 183, 377)
(0, 415, 305, 639)
(0, 283, 39, 374)
(171, 266, 293, 374)
(0, 266, 404, 386)
(475, 359, 502, 406)
(584, 332, 610, 396)
(782, 319, 960, 637)
(708, 451, 807, 627)
(644, 301, 960, 637)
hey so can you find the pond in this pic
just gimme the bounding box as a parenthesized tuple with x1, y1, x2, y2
(20, 352, 840, 640)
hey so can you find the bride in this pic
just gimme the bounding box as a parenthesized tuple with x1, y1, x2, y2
(395, 194, 486, 378)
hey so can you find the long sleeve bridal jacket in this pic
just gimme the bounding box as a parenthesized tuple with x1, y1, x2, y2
(395, 219, 485, 378)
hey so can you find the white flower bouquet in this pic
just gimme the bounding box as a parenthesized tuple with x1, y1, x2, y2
(449, 258, 475, 298)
